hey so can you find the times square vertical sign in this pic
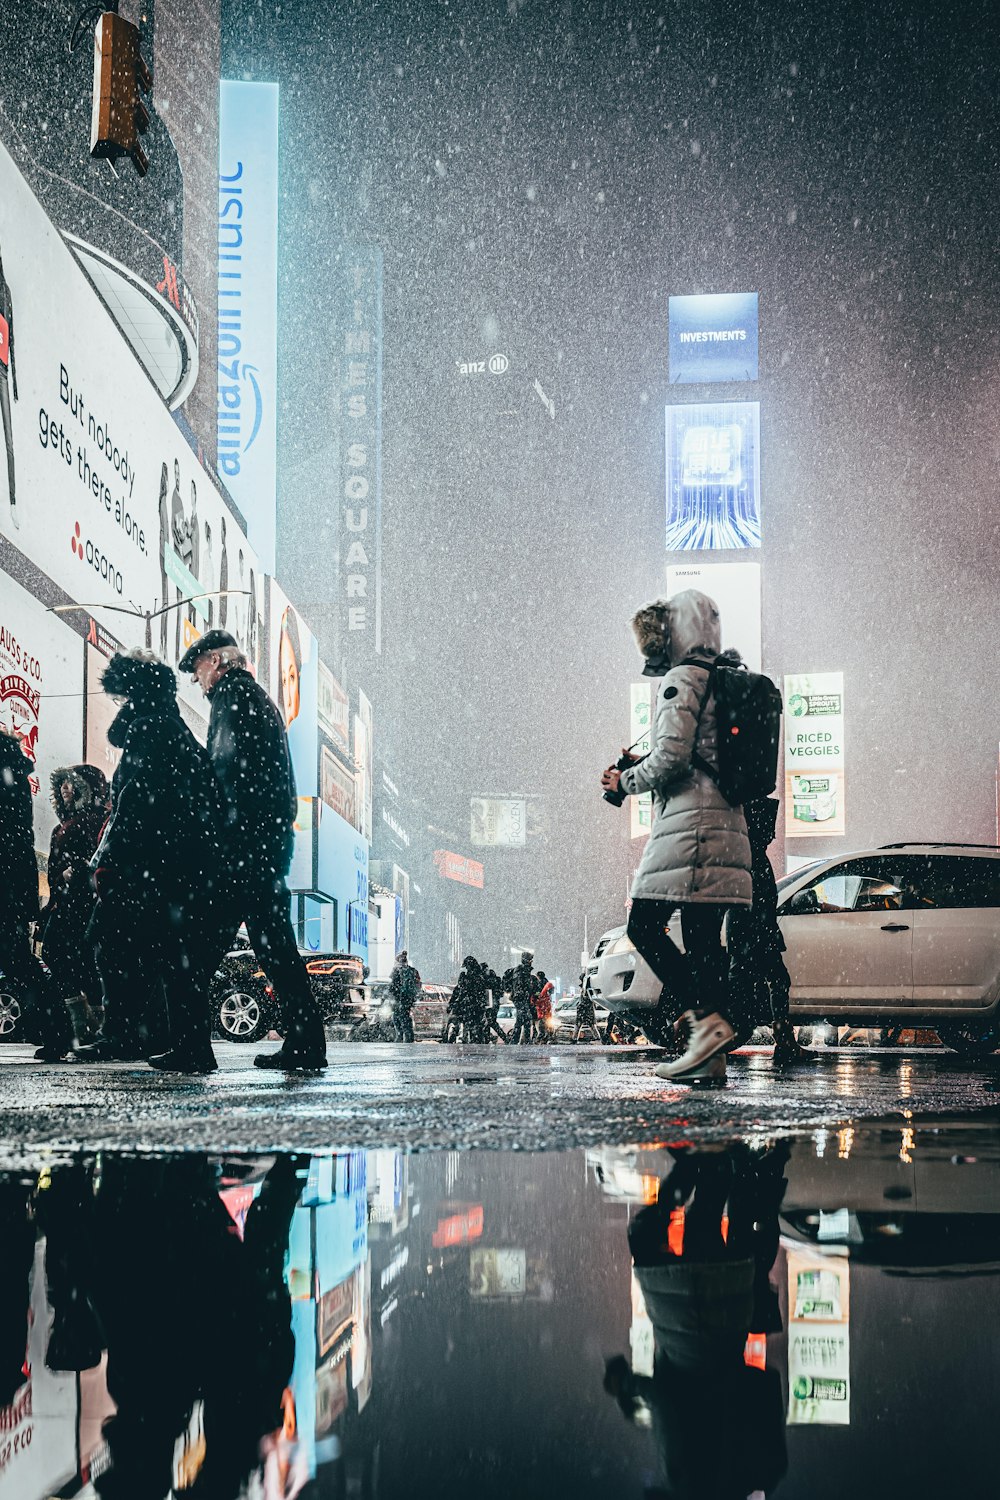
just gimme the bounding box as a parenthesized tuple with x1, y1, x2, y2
(337, 249, 384, 667)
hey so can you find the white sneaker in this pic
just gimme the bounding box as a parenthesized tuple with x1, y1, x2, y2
(655, 1013, 735, 1080)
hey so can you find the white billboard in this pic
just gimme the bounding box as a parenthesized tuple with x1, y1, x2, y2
(0, 572, 85, 852)
(218, 81, 279, 573)
(665, 560, 761, 671)
(0, 141, 261, 717)
(628, 685, 653, 841)
(470, 797, 527, 848)
(784, 671, 846, 837)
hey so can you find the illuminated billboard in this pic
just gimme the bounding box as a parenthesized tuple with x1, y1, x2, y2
(669, 292, 759, 384)
(665, 400, 761, 550)
(269, 580, 318, 799)
(470, 797, 526, 848)
(434, 850, 484, 889)
(783, 671, 846, 838)
(218, 81, 279, 573)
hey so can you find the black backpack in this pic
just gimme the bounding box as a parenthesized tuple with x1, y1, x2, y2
(683, 657, 783, 808)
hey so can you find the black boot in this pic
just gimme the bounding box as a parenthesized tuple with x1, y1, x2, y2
(148, 1046, 218, 1075)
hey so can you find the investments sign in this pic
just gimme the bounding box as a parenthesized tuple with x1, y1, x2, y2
(669, 292, 759, 384)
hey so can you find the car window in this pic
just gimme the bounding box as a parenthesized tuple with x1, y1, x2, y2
(797, 859, 905, 913)
(904, 855, 1000, 909)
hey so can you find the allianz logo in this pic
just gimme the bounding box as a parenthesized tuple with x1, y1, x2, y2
(456, 354, 510, 376)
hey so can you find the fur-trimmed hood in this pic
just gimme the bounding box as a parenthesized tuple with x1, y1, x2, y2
(49, 765, 111, 819)
(633, 589, 721, 676)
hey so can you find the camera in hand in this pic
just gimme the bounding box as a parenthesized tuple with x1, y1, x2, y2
(603, 754, 638, 808)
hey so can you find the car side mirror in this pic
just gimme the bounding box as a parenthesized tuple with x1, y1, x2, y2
(788, 888, 820, 915)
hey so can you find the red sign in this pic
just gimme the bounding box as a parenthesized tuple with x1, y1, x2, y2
(432, 1204, 484, 1248)
(433, 850, 484, 889)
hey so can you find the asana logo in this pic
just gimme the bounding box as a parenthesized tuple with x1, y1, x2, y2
(68, 520, 124, 596)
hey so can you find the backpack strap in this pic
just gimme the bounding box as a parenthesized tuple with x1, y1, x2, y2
(677, 656, 720, 785)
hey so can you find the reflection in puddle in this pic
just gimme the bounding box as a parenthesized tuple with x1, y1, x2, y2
(1, 1126, 999, 1498)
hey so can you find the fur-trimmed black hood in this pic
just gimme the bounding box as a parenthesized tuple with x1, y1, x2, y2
(101, 651, 177, 706)
(49, 765, 111, 818)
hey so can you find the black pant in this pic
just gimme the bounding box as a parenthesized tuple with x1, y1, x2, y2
(0, 920, 71, 1052)
(93, 898, 211, 1053)
(227, 875, 324, 1047)
(0, 375, 14, 510)
(627, 899, 731, 1026)
(508, 1004, 534, 1044)
(392, 1004, 414, 1042)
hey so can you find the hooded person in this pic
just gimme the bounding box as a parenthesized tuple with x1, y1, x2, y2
(601, 590, 752, 1082)
(75, 651, 224, 1073)
(39, 765, 110, 1045)
(0, 728, 73, 1059)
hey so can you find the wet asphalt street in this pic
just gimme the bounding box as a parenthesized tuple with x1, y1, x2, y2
(1, 1039, 998, 1160)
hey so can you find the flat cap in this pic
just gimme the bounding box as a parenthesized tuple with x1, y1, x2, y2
(178, 629, 239, 673)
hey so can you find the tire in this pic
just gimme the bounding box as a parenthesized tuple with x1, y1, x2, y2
(938, 1021, 1000, 1057)
(0, 987, 23, 1043)
(216, 988, 269, 1044)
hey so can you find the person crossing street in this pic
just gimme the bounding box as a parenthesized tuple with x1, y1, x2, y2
(179, 630, 327, 1071)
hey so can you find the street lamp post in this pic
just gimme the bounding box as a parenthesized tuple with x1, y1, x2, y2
(49, 589, 250, 649)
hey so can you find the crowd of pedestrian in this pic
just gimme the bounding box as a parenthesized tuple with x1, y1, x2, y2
(0, 628, 328, 1074)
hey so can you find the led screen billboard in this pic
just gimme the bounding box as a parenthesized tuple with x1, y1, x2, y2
(664, 401, 761, 551)
(269, 580, 318, 799)
(218, 81, 279, 573)
(470, 797, 526, 848)
(669, 292, 759, 384)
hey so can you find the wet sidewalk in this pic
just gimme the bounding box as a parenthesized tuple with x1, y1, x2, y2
(0, 1041, 998, 1159)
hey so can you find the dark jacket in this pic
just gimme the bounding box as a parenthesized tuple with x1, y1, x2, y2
(206, 668, 297, 879)
(42, 767, 108, 917)
(390, 960, 419, 1008)
(728, 798, 785, 959)
(0, 731, 38, 928)
(512, 956, 535, 1011)
(99, 702, 223, 909)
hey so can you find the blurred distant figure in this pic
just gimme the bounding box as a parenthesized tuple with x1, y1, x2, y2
(390, 949, 420, 1042)
(507, 949, 536, 1045)
(533, 971, 554, 1044)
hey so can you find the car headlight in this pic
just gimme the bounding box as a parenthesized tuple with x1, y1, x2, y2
(545, 1015, 558, 1029)
(606, 934, 636, 957)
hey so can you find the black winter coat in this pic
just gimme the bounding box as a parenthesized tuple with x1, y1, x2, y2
(512, 958, 535, 1011)
(206, 669, 297, 879)
(99, 704, 224, 911)
(0, 733, 38, 929)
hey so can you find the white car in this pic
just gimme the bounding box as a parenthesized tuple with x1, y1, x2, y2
(587, 844, 1000, 1055)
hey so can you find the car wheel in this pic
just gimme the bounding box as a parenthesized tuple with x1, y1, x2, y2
(0, 988, 23, 1042)
(217, 988, 269, 1044)
(938, 1021, 1000, 1058)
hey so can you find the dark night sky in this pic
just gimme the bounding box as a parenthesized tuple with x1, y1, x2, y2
(224, 0, 1000, 976)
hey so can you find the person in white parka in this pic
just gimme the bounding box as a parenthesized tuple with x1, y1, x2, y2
(601, 590, 752, 1082)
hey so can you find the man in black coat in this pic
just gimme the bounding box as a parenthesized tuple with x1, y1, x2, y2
(507, 949, 536, 1046)
(0, 728, 73, 1060)
(76, 653, 224, 1072)
(179, 630, 327, 1069)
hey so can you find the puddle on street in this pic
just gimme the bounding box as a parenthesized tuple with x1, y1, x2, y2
(2, 1121, 999, 1499)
